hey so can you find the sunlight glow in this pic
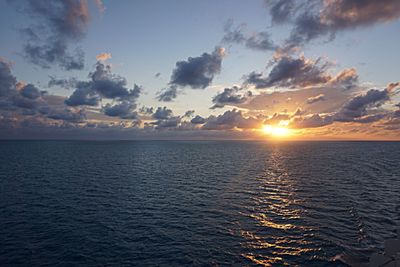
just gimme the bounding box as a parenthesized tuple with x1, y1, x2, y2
(262, 124, 290, 137)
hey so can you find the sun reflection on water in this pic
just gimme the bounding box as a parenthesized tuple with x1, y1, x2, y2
(239, 147, 319, 266)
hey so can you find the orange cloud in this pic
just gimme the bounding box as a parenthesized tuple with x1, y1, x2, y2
(96, 53, 112, 61)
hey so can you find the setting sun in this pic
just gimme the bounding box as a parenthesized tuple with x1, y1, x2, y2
(262, 125, 291, 137)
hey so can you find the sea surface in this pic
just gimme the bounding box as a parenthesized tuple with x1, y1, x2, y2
(0, 141, 399, 266)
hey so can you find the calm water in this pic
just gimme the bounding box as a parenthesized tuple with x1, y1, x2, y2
(0, 141, 399, 266)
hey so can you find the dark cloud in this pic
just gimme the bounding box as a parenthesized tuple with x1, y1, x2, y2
(245, 54, 359, 91)
(139, 106, 154, 115)
(170, 47, 225, 89)
(291, 113, 334, 128)
(222, 21, 276, 51)
(0, 59, 17, 97)
(241, 80, 358, 116)
(222, 21, 246, 43)
(202, 109, 262, 130)
(264, 113, 290, 125)
(154, 117, 181, 128)
(184, 110, 195, 117)
(287, 13, 331, 48)
(245, 55, 332, 89)
(290, 86, 394, 128)
(334, 88, 391, 121)
(44, 107, 86, 122)
(321, 0, 400, 29)
(211, 86, 252, 109)
(48, 76, 78, 89)
(265, 0, 400, 48)
(0, 59, 47, 114)
(0, 60, 85, 127)
(157, 86, 178, 102)
(64, 83, 100, 106)
(102, 101, 138, 119)
(265, 0, 300, 24)
(64, 62, 142, 119)
(191, 115, 206, 124)
(1, 58, 142, 123)
(89, 63, 141, 100)
(152, 106, 173, 120)
(157, 47, 225, 102)
(306, 94, 325, 104)
(19, 84, 42, 99)
(12, 94, 40, 109)
(17, 0, 92, 70)
(149, 106, 182, 128)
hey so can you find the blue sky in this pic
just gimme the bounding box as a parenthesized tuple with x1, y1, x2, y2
(1, 0, 400, 140)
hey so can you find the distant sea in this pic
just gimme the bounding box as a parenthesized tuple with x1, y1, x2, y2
(1, 141, 399, 266)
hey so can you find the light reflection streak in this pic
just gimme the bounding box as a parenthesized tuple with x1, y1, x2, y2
(240, 147, 318, 266)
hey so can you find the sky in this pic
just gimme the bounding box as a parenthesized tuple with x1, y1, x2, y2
(0, 0, 400, 140)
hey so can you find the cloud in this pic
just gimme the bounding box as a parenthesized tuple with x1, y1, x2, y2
(334, 88, 391, 121)
(306, 94, 326, 104)
(211, 86, 252, 109)
(149, 106, 182, 128)
(19, 84, 43, 99)
(245, 55, 332, 89)
(96, 52, 112, 61)
(102, 101, 138, 119)
(48, 76, 78, 89)
(157, 86, 178, 102)
(329, 68, 359, 90)
(42, 107, 86, 122)
(171, 47, 225, 89)
(88, 62, 141, 100)
(159, 47, 226, 101)
(152, 106, 173, 120)
(17, 0, 92, 70)
(222, 21, 276, 51)
(264, 0, 400, 48)
(139, 106, 154, 115)
(184, 110, 195, 117)
(0, 59, 17, 97)
(0, 58, 90, 126)
(264, 113, 290, 125)
(353, 113, 388, 124)
(153, 116, 181, 128)
(0, 59, 47, 113)
(245, 55, 358, 90)
(290, 85, 395, 128)
(264, 0, 300, 24)
(64, 84, 100, 106)
(387, 82, 400, 91)
(191, 115, 206, 124)
(202, 109, 262, 130)
(241, 82, 356, 116)
(291, 113, 333, 128)
(64, 61, 142, 118)
(156, 47, 226, 102)
(12, 94, 41, 110)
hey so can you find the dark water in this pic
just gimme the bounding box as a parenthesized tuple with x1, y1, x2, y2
(0, 141, 399, 266)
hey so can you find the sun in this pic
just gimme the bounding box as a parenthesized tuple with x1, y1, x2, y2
(262, 125, 290, 137)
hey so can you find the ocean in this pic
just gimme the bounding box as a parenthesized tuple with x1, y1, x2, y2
(1, 141, 399, 266)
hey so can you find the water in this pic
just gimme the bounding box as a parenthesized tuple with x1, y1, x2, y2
(0, 141, 399, 266)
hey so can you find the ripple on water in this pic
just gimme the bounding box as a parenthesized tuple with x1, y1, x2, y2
(0, 141, 399, 266)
